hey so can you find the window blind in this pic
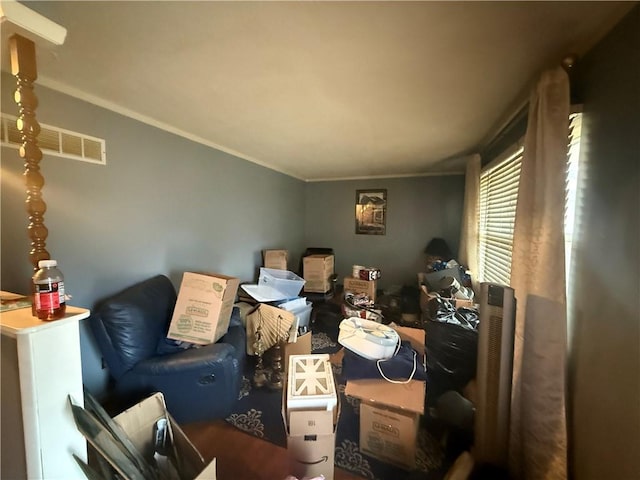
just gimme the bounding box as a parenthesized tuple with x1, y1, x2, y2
(565, 112, 583, 273)
(478, 145, 524, 285)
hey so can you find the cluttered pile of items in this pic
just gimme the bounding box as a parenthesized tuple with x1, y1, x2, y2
(337, 311, 429, 470)
(239, 267, 314, 390)
(418, 237, 475, 308)
(416, 238, 481, 455)
(293, 261, 428, 471)
(237, 249, 336, 390)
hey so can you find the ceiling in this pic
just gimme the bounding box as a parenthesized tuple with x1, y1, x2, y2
(1, 1, 635, 181)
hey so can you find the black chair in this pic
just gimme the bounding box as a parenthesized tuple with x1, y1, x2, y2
(89, 274, 246, 423)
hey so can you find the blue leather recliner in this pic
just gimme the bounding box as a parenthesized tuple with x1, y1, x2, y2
(89, 274, 246, 424)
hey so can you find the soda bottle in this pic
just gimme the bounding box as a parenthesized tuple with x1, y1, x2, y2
(32, 259, 66, 320)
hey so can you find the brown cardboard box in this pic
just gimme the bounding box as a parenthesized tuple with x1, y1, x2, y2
(419, 284, 474, 312)
(167, 272, 240, 345)
(114, 392, 217, 479)
(303, 254, 335, 293)
(245, 303, 296, 355)
(282, 364, 340, 480)
(343, 276, 377, 303)
(263, 249, 288, 270)
(391, 324, 425, 357)
(345, 379, 425, 470)
(283, 332, 312, 373)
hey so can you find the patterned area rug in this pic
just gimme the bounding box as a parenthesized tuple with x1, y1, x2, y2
(226, 324, 446, 480)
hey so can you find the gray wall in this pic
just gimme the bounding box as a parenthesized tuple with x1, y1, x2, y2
(570, 6, 640, 479)
(1, 75, 306, 396)
(305, 176, 465, 291)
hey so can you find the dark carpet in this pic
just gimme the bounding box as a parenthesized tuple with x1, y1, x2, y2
(225, 307, 450, 480)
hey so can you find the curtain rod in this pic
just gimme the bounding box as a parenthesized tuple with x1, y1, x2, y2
(480, 54, 579, 157)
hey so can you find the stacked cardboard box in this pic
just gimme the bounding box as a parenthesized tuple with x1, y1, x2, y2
(282, 354, 339, 480)
(344, 325, 426, 470)
(303, 254, 335, 293)
(263, 249, 288, 270)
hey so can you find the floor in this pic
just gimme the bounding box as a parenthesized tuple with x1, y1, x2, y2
(181, 419, 367, 480)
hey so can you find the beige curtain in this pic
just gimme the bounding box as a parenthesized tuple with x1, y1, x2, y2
(458, 154, 481, 290)
(509, 66, 570, 479)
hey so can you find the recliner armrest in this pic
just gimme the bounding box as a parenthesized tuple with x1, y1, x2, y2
(133, 342, 235, 376)
(220, 324, 246, 358)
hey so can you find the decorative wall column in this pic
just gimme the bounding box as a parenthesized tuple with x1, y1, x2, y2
(9, 34, 50, 271)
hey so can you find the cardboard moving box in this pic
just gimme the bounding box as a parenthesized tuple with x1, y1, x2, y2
(303, 254, 335, 293)
(263, 249, 289, 270)
(343, 276, 377, 303)
(245, 303, 296, 355)
(283, 332, 312, 373)
(168, 272, 240, 345)
(345, 379, 425, 470)
(114, 392, 217, 479)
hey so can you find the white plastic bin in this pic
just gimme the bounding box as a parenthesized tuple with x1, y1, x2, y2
(290, 301, 313, 329)
(258, 268, 305, 299)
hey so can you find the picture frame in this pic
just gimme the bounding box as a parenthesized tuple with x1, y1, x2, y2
(355, 189, 387, 235)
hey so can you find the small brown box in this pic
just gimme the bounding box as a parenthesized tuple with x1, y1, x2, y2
(263, 249, 288, 270)
(343, 276, 377, 303)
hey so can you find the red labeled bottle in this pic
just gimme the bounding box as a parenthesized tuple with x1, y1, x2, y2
(32, 259, 66, 320)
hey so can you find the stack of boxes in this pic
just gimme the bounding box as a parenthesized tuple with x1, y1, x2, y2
(282, 354, 339, 480)
(263, 249, 288, 270)
(343, 264, 380, 307)
(241, 268, 313, 355)
(344, 325, 426, 470)
(302, 254, 335, 294)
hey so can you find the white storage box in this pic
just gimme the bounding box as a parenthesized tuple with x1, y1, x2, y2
(241, 268, 306, 302)
(259, 268, 305, 298)
(287, 354, 337, 413)
(279, 298, 313, 329)
(338, 318, 400, 360)
(292, 302, 312, 329)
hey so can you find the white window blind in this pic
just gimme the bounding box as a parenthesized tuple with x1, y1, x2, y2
(478, 112, 583, 288)
(478, 145, 524, 285)
(565, 112, 583, 276)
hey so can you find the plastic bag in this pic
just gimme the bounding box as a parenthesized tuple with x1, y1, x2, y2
(424, 297, 479, 404)
(425, 297, 478, 329)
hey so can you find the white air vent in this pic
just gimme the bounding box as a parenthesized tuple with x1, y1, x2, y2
(1, 113, 106, 165)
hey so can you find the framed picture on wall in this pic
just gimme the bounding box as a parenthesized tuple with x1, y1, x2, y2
(355, 189, 387, 235)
